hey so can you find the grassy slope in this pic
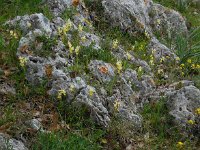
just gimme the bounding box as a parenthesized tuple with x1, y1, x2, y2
(0, 0, 200, 150)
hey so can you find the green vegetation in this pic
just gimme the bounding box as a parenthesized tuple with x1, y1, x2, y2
(32, 132, 102, 150)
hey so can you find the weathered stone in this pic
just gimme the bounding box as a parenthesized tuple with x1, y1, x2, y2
(106, 89, 142, 127)
(25, 119, 43, 131)
(74, 85, 110, 127)
(111, 46, 152, 73)
(79, 32, 101, 49)
(6, 13, 52, 36)
(0, 82, 16, 95)
(100, 0, 188, 59)
(102, 0, 152, 34)
(166, 85, 200, 125)
(149, 3, 188, 38)
(0, 133, 28, 150)
(48, 76, 87, 102)
(148, 37, 176, 60)
(46, 0, 71, 17)
(89, 60, 115, 83)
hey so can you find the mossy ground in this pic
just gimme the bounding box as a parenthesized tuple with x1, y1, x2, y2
(0, 0, 200, 149)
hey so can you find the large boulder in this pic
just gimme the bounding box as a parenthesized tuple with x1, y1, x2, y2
(149, 3, 188, 38)
(102, 0, 152, 34)
(166, 84, 200, 125)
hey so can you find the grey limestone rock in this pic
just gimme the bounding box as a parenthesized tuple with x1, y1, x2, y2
(100, 0, 188, 59)
(166, 85, 200, 125)
(149, 3, 188, 38)
(74, 85, 110, 127)
(0, 133, 28, 150)
(6, 13, 52, 36)
(0, 81, 16, 95)
(25, 119, 44, 131)
(89, 60, 115, 83)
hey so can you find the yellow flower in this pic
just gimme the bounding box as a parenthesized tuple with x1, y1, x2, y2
(63, 19, 72, 33)
(191, 64, 196, 69)
(152, 49, 156, 54)
(75, 46, 80, 55)
(19, 57, 27, 67)
(27, 22, 32, 28)
(101, 139, 107, 144)
(149, 59, 154, 66)
(196, 64, 200, 69)
(157, 69, 164, 74)
(165, 55, 170, 59)
(126, 52, 132, 60)
(68, 41, 74, 54)
(89, 87, 95, 97)
(195, 108, 200, 115)
(138, 66, 143, 73)
(150, 54, 154, 60)
(156, 19, 161, 25)
(83, 18, 92, 27)
(180, 64, 185, 69)
(187, 120, 195, 125)
(176, 141, 184, 149)
(160, 56, 165, 63)
(78, 24, 83, 32)
(187, 59, 192, 64)
(112, 39, 118, 49)
(144, 30, 150, 39)
(81, 36, 86, 42)
(58, 27, 63, 35)
(132, 45, 135, 51)
(10, 30, 18, 39)
(57, 89, 66, 99)
(114, 100, 120, 111)
(69, 84, 75, 92)
(176, 57, 180, 61)
(10, 30, 14, 35)
(116, 60, 122, 73)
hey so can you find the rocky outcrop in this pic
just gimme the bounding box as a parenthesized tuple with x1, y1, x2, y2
(4, 0, 199, 130)
(100, 0, 188, 59)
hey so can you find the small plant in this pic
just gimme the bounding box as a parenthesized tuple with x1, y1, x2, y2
(32, 36, 57, 58)
(142, 98, 175, 139)
(177, 0, 189, 12)
(175, 27, 200, 63)
(0, 106, 17, 126)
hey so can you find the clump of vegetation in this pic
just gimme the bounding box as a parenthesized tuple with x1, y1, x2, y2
(32, 132, 102, 150)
